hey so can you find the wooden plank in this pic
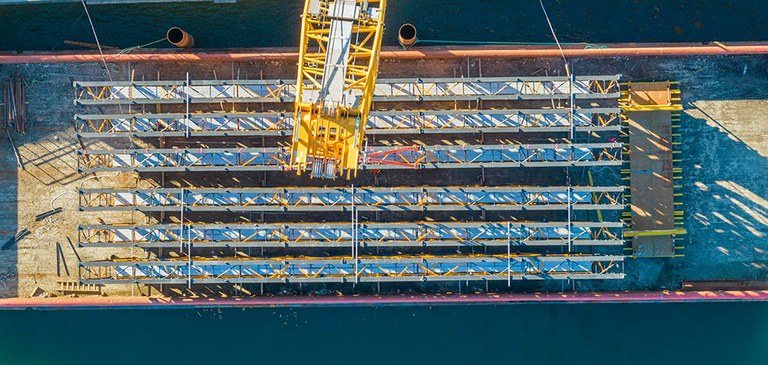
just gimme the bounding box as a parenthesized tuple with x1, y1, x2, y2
(627, 81, 672, 107)
(628, 110, 674, 230)
(56, 280, 101, 295)
(628, 108, 675, 257)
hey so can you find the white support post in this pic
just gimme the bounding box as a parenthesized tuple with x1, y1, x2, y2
(355, 206, 359, 281)
(567, 184, 573, 254)
(352, 185, 358, 284)
(179, 188, 184, 252)
(187, 220, 192, 289)
(569, 70, 575, 141)
(185, 72, 190, 138)
(507, 221, 511, 287)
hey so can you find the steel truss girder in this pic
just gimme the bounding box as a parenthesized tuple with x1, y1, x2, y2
(74, 108, 622, 137)
(78, 186, 625, 212)
(78, 221, 624, 248)
(76, 143, 623, 172)
(72, 75, 621, 106)
(74, 79, 294, 106)
(76, 112, 293, 137)
(78, 254, 625, 284)
(370, 76, 621, 101)
(367, 108, 621, 134)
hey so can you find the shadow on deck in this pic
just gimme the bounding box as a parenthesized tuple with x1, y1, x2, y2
(0, 135, 18, 297)
(679, 100, 768, 281)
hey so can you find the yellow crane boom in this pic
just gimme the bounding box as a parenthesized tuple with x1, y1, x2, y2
(291, 0, 387, 179)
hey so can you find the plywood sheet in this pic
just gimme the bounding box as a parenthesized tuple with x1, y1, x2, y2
(633, 236, 675, 257)
(628, 81, 672, 107)
(628, 109, 675, 257)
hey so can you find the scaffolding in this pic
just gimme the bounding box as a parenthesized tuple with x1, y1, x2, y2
(79, 186, 624, 212)
(77, 143, 623, 172)
(78, 254, 625, 284)
(74, 108, 622, 137)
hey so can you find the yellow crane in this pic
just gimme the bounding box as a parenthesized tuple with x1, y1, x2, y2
(291, 0, 387, 179)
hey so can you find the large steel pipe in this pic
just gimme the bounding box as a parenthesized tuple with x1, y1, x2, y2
(166, 27, 195, 48)
(398, 23, 417, 48)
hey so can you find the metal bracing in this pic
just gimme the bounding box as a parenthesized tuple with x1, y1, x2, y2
(78, 254, 625, 284)
(78, 221, 624, 248)
(366, 108, 621, 134)
(79, 186, 624, 212)
(359, 143, 623, 170)
(74, 79, 295, 106)
(72, 75, 621, 106)
(74, 108, 622, 137)
(369, 76, 621, 102)
(76, 143, 622, 172)
(76, 112, 293, 137)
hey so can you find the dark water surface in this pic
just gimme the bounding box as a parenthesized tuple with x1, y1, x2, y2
(0, 303, 768, 365)
(2, 1, 768, 364)
(1, 302, 768, 364)
(0, 0, 767, 51)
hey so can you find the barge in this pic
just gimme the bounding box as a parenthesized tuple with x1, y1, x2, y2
(0, 42, 766, 308)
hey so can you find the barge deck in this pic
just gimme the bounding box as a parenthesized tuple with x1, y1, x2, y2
(0, 44, 766, 307)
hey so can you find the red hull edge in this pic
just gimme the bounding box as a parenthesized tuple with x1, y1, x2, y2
(1, 290, 768, 310)
(2, 42, 768, 64)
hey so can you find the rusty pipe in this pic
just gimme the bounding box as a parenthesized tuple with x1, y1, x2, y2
(166, 27, 195, 48)
(398, 23, 417, 48)
(382, 43, 768, 60)
(4, 43, 768, 64)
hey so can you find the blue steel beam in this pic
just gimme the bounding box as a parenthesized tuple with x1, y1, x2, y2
(78, 221, 624, 248)
(73, 75, 621, 106)
(76, 143, 623, 172)
(78, 186, 625, 212)
(78, 254, 625, 284)
(74, 108, 622, 137)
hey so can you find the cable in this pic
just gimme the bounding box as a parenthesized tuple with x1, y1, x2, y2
(80, 0, 113, 82)
(538, 0, 568, 73)
(80, 1, 137, 149)
(537, 0, 575, 143)
(118, 37, 168, 54)
(50, 191, 77, 211)
(415, 39, 585, 46)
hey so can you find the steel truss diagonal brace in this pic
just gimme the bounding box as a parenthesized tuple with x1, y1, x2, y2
(78, 254, 625, 284)
(79, 186, 625, 212)
(76, 143, 623, 172)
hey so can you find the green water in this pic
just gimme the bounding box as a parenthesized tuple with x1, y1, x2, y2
(0, 0, 767, 51)
(1, 303, 767, 364)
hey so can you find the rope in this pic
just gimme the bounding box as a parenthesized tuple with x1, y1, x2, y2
(118, 37, 168, 54)
(413, 39, 607, 50)
(415, 39, 586, 46)
(538, 0, 568, 72)
(80, 0, 113, 82)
